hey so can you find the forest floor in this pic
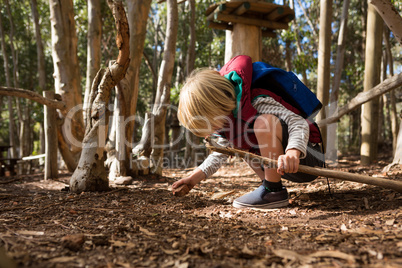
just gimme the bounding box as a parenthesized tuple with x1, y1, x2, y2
(0, 153, 401, 268)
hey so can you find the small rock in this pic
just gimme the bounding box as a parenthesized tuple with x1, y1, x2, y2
(62, 234, 86, 251)
(114, 176, 133, 185)
(172, 184, 190, 197)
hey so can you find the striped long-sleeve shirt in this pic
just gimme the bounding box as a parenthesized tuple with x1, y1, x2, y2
(198, 96, 310, 178)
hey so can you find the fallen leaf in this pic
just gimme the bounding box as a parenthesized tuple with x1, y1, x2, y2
(272, 249, 309, 262)
(48, 256, 78, 263)
(210, 190, 235, 200)
(161, 248, 180, 254)
(309, 250, 356, 264)
(139, 227, 156, 236)
(385, 219, 395, 226)
(17, 230, 44, 236)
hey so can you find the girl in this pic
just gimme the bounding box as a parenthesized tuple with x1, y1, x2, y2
(172, 55, 324, 209)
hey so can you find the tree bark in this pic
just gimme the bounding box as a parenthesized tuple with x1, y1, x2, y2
(150, 0, 178, 175)
(326, 0, 350, 162)
(369, 0, 402, 45)
(31, 0, 47, 93)
(31, 0, 47, 156)
(108, 0, 151, 178)
(44, 91, 58, 179)
(83, 0, 102, 123)
(383, 26, 399, 154)
(0, 87, 66, 110)
(70, 0, 130, 193)
(49, 0, 85, 171)
(316, 0, 332, 147)
(361, 4, 383, 165)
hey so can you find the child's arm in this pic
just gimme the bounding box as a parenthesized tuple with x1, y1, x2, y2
(172, 136, 230, 194)
(172, 168, 206, 191)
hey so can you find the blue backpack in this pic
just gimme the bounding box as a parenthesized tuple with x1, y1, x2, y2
(252, 61, 322, 119)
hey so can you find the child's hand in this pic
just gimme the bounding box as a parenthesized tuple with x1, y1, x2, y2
(171, 168, 206, 196)
(277, 149, 301, 175)
(172, 177, 197, 192)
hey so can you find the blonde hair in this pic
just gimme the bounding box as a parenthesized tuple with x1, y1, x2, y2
(178, 69, 236, 137)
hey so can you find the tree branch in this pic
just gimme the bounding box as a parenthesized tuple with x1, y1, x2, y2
(205, 140, 402, 193)
(0, 86, 65, 110)
(369, 0, 402, 45)
(317, 72, 402, 127)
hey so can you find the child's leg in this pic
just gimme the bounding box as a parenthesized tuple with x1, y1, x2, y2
(232, 114, 289, 209)
(253, 114, 284, 183)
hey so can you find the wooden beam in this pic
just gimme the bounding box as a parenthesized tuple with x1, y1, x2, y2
(214, 12, 290, 30)
(207, 21, 233, 31)
(262, 29, 276, 38)
(265, 7, 285, 21)
(233, 2, 250, 16)
(248, 2, 281, 13)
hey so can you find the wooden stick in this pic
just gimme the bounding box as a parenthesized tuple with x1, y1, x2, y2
(205, 142, 402, 193)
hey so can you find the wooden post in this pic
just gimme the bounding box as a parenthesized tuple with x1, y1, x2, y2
(43, 91, 58, 179)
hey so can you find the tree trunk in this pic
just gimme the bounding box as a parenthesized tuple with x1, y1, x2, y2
(184, 0, 198, 167)
(70, 0, 130, 193)
(383, 26, 399, 154)
(83, 0, 102, 123)
(316, 0, 332, 148)
(31, 0, 47, 156)
(369, 0, 402, 45)
(326, 0, 350, 162)
(107, 0, 152, 178)
(44, 91, 58, 179)
(361, 4, 383, 165)
(30, 0, 47, 93)
(317, 72, 402, 127)
(0, 11, 17, 159)
(289, 0, 308, 87)
(295, 0, 318, 38)
(49, 0, 85, 171)
(150, 0, 178, 175)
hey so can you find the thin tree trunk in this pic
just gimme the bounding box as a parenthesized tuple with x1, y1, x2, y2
(295, 0, 318, 38)
(31, 0, 47, 155)
(70, 0, 130, 193)
(150, 0, 178, 176)
(369, 0, 402, 45)
(289, 0, 308, 87)
(49, 0, 85, 171)
(84, 0, 102, 124)
(361, 4, 383, 165)
(327, 0, 350, 162)
(108, 0, 151, 178)
(316, 0, 332, 147)
(383, 26, 399, 153)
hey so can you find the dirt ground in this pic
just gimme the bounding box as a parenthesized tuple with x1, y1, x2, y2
(0, 155, 401, 268)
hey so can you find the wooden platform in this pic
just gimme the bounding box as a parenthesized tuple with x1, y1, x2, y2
(206, 1, 295, 37)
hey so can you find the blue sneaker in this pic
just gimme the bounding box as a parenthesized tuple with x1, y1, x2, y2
(233, 185, 289, 209)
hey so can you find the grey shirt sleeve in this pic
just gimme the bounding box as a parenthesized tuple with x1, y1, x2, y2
(197, 136, 230, 178)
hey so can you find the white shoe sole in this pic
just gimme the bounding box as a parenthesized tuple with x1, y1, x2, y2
(233, 199, 289, 210)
